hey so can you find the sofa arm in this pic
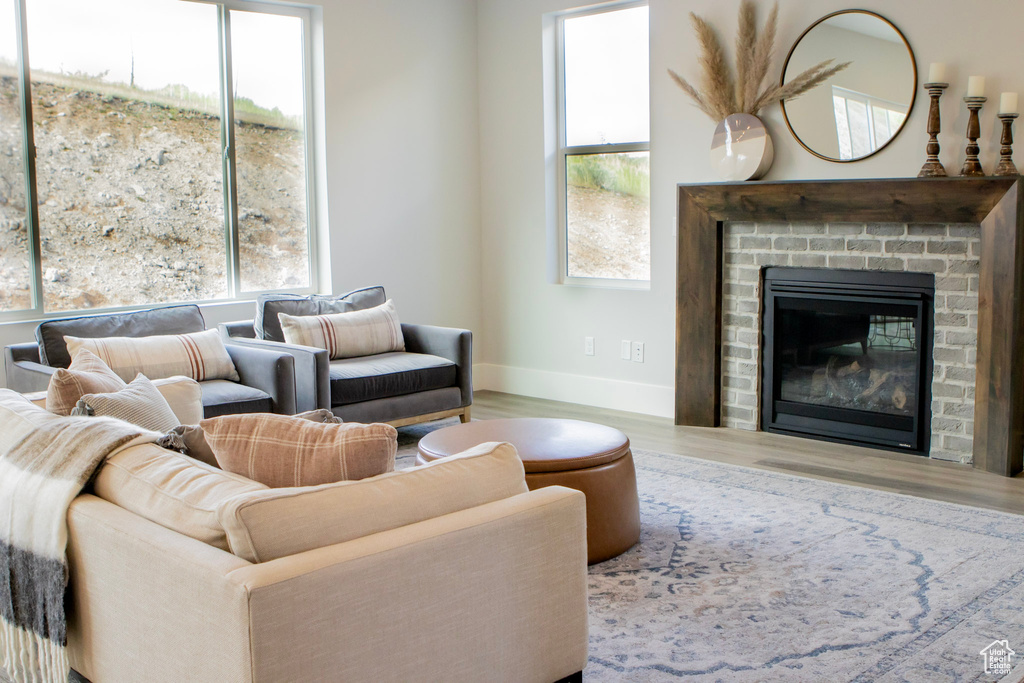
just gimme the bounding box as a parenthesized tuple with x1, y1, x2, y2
(220, 323, 329, 413)
(227, 486, 588, 683)
(4, 342, 55, 392)
(224, 344, 297, 415)
(402, 323, 473, 408)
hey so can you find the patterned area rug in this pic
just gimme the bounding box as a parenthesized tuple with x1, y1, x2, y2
(398, 427, 1024, 682)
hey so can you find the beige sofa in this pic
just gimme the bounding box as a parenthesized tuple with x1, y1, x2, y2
(8, 395, 589, 682)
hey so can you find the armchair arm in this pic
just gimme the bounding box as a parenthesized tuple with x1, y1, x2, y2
(402, 323, 473, 407)
(220, 322, 329, 413)
(221, 320, 257, 339)
(4, 342, 56, 392)
(224, 343, 297, 415)
(228, 486, 588, 683)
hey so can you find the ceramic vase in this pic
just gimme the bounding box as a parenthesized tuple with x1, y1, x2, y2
(709, 113, 774, 181)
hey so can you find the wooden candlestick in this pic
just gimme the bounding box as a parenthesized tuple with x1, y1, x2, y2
(960, 96, 987, 177)
(918, 83, 948, 178)
(994, 113, 1019, 176)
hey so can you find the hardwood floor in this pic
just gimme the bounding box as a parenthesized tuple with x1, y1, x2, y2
(472, 390, 1024, 515)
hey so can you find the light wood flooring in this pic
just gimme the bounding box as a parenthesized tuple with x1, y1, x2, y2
(471, 390, 1024, 516)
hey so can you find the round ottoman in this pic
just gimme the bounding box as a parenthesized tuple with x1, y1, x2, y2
(417, 418, 640, 564)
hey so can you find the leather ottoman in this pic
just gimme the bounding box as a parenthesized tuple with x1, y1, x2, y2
(417, 417, 640, 564)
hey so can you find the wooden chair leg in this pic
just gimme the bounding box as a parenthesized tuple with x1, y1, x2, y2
(460, 406, 472, 423)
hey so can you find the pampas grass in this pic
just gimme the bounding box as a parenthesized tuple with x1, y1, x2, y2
(668, 1, 850, 121)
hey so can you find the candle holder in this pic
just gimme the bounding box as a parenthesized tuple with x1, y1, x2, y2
(918, 83, 948, 178)
(960, 96, 987, 177)
(994, 112, 1019, 176)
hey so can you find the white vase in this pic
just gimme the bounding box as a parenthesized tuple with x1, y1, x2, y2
(709, 113, 774, 181)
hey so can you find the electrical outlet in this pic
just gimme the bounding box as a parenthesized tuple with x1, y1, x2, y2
(621, 340, 632, 360)
(584, 336, 595, 356)
(631, 341, 645, 363)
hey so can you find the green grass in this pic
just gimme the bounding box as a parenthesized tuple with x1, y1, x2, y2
(567, 152, 649, 199)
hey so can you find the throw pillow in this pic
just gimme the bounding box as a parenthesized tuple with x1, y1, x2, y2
(150, 376, 204, 425)
(45, 348, 127, 416)
(200, 413, 396, 488)
(162, 409, 342, 468)
(256, 286, 386, 342)
(64, 328, 239, 383)
(278, 299, 404, 359)
(72, 374, 182, 433)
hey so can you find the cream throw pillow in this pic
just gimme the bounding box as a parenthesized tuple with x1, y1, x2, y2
(45, 348, 127, 416)
(218, 441, 528, 562)
(200, 413, 396, 488)
(278, 299, 404, 359)
(73, 374, 181, 433)
(94, 442, 267, 551)
(64, 328, 239, 383)
(150, 376, 204, 425)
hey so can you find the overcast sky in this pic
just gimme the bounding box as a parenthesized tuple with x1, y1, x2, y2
(1, 0, 305, 118)
(564, 5, 649, 147)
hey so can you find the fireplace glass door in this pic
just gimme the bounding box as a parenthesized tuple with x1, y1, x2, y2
(761, 268, 933, 453)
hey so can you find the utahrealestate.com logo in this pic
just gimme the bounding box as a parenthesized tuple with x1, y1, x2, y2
(980, 640, 1016, 676)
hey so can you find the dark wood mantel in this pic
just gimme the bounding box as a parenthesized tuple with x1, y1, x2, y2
(675, 177, 1024, 476)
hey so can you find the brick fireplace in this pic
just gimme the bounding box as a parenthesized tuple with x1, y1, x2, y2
(675, 178, 1024, 476)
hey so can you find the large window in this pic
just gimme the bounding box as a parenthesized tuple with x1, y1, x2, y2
(0, 0, 316, 317)
(557, 3, 649, 284)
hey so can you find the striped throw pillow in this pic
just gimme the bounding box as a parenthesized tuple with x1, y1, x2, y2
(64, 328, 239, 383)
(278, 299, 405, 359)
(73, 374, 182, 433)
(200, 413, 396, 488)
(46, 348, 127, 416)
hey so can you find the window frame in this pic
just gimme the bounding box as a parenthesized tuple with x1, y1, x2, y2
(831, 85, 908, 161)
(554, 0, 650, 289)
(0, 0, 320, 323)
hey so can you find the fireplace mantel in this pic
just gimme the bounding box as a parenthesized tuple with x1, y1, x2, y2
(675, 177, 1023, 476)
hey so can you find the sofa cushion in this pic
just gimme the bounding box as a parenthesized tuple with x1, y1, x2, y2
(218, 441, 528, 563)
(199, 380, 272, 417)
(279, 299, 405, 360)
(73, 374, 181, 433)
(93, 442, 267, 551)
(328, 352, 456, 406)
(200, 413, 396, 488)
(65, 328, 239, 383)
(257, 285, 386, 342)
(36, 304, 206, 368)
(46, 348, 127, 416)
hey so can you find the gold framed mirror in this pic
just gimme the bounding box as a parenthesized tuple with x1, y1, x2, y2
(781, 10, 917, 163)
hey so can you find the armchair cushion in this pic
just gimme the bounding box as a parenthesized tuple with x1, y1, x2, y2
(65, 328, 239, 383)
(328, 351, 456, 406)
(256, 285, 385, 342)
(217, 441, 528, 563)
(200, 413, 396, 488)
(199, 380, 272, 417)
(279, 299, 405, 359)
(46, 348, 127, 416)
(36, 303, 205, 368)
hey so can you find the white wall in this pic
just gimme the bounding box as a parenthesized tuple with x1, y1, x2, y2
(476, 0, 1024, 418)
(0, 0, 482, 386)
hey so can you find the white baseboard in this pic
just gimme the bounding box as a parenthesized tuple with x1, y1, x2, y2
(473, 363, 674, 418)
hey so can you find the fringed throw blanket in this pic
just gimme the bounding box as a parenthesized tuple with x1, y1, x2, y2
(0, 389, 156, 682)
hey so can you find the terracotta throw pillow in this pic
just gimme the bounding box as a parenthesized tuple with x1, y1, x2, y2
(64, 328, 239, 383)
(277, 299, 404, 359)
(200, 413, 395, 488)
(46, 348, 127, 416)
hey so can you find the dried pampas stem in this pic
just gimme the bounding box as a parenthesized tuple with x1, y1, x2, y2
(668, 1, 849, 121)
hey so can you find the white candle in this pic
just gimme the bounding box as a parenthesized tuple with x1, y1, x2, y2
(967, 76, 986, 97)
(927, 62, 946, 83)
(1000, 92, 1019, 115)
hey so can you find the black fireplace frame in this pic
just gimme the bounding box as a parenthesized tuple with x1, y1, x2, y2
(761, 267, 934, 454)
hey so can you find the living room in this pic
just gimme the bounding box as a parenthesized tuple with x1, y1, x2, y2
(2, 0, 1024, 681)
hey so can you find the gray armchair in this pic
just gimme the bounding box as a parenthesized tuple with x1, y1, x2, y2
(219, 286, 472, 426)
(4, 304, 297, 417)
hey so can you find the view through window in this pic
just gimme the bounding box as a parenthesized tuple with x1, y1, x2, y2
(0, 0, 314, 316)
(832, 86, 907, 161)
(559, 3, 649, 282)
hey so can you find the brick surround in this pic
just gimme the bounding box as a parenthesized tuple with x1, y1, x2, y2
(720, 221, 981, 463)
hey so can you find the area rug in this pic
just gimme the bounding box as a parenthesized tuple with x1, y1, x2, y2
(398, 427, 1024, 682)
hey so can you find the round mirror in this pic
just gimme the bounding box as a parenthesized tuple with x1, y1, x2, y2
(781, 11, 917, 163)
